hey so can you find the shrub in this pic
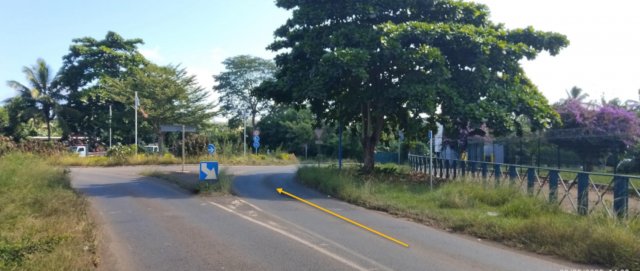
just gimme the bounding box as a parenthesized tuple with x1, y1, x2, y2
(0, 137, 16, 156)
(106, 144, 136, 161)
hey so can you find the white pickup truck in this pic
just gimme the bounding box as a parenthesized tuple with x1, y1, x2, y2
(70, 145, 88, 157)
(69, 146, 106, 157)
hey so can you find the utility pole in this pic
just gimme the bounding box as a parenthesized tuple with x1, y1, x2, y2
(429, 131, 433, 191)
(338, 123, 343, 170)
(134, 91, 138, 151)
(243, 113, 247, 156)
(109, 104, 112, 149)
(182, 125, 185, 172)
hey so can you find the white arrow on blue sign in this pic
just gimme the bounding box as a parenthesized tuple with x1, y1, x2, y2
(253, 135, 260, 142)
(207, 143, 216, 155)
(199, 161, 218, 180)
(253, 141, 260, 149)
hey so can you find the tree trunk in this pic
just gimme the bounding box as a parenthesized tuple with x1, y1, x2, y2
(251, 112, 256, 129)
(157, 129, 164, 154)
(44, 105, 52, 141)
(360, 103, 384, 174)
(46, 119, 52, 141)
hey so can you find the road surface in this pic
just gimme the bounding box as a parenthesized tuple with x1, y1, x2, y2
(71, 165, 590, 271)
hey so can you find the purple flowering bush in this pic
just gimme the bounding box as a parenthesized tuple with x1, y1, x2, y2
(547, 100, 640, 171)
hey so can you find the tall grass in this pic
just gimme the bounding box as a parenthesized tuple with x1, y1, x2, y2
(0, 154, 96, 270)
(298, 166, 640, 269)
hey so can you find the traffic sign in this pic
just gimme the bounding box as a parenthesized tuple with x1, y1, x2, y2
(253, 135, 260, 142)
(253, 141, 260, 149)
(199, 161, 218, 180)
(207, 144, 216, 155)
(253, 130, 260, 136)
(314, 128, 323, 144)
(398, 130, 405, 141)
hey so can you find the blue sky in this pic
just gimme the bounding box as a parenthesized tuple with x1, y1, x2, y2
(0, 0, 289, 102)
(1, 0, 639, 105)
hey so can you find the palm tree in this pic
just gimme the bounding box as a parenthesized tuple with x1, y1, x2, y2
(565, 86, 589, 102)
(7, 59, 63, 140)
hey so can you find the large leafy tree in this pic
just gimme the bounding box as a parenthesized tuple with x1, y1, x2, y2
(58, 32, 147, 144)
(213, 55, 276, 128)
(258, 0, 569, 172)
(6, 59, 63, 140)
(103, 64, 216, 149)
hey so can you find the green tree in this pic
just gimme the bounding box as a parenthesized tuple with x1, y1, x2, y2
(258, 106, 314, 153)
(6, 59, 63, 140)
(258, 0, 568, 172)
(58, 31, 147, 144)
(103, 64, 216, 149)
(213, 55, 276, 128)
(0, 105, 8, 135)
(3, 97, 40, 140)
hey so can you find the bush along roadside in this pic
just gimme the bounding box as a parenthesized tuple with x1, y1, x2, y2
(0, 153, 97, 270)
(49, 152, 299, 167)
(297, 166, 640, 270)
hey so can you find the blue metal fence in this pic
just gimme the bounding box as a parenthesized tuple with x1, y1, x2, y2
(408, 154, 640, 219)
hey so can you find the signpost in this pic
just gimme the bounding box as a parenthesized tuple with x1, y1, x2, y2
(160, 124, 197, 172)
(199, 161, 219, 181)
(314, 128, 323, 144)
(200, 143, 219, 190)
(398, 130, 404, 164)
(252, 130, 260, 154)
(207, 143, 216, 155)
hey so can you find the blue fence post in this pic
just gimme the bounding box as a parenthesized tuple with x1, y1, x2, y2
(481, 163, 488, 179)
(494, 164, 501, 184)
(508, 165, 517, 184)
(577, 173, 589, 216)
(461, 160, 466, 177)
(445, 160, 450, 179)
(527, 168, 535, 195)
(451, 160, 458, 179)
(548, 170, 559, 202)
(471, 161, 477, 176)
(439, 159, 444, 178)
(613, 176, 629, 219)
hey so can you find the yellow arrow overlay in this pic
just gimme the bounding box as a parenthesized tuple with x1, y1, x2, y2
(276, 188, 409, 248)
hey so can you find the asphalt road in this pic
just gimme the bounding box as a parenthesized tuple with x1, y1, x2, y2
(71, 165, 590, 271)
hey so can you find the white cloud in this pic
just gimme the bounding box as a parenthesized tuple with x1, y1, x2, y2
(139, 47, 164, 62)
(473, 0, 640, 103)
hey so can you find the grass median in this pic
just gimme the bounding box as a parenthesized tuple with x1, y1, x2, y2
(142, 169, 234, 196)
(0, 154, 96, 270)
(297, 166, 640, 270)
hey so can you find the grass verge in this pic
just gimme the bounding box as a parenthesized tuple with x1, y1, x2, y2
(142, 169, 233, 196)
(0, 153, 97, 270)
(50, 153, 298, 167)
(297, 166, 640, 270)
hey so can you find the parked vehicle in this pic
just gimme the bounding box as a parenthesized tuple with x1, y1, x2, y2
(69, 145, 107, 157)
(69, 145, 87, 157)
(144, 145, 159, 153)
